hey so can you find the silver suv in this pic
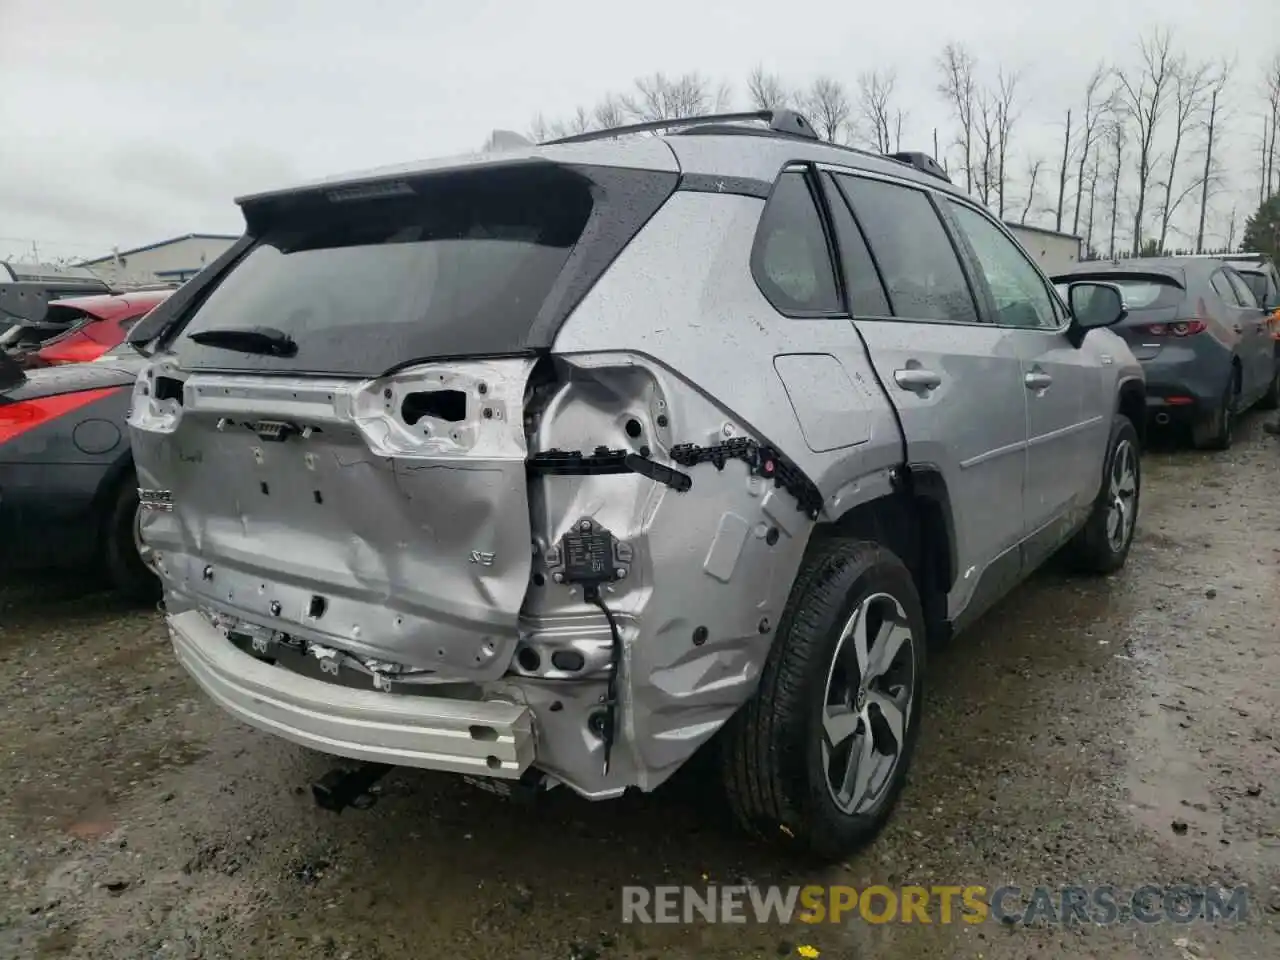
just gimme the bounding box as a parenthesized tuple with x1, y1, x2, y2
(127, 110, 1144, 861)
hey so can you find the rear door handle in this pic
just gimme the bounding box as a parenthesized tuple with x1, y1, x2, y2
(893, 368, 942, 392)
(1025, 372, 1053, 391)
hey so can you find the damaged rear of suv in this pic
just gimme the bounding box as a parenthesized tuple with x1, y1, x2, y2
(129, 111, 1142, 860)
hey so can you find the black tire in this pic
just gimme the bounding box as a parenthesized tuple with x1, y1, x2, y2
(1193, 372, 1238, 451)
(1258, 358, 1280, 411)
(1066, 414, 1141, 575)
(102, 470, 160, 603)
(720, 539, 926, 863)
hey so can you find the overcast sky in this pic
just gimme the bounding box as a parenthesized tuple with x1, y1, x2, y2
(1, 0, 1275, 263)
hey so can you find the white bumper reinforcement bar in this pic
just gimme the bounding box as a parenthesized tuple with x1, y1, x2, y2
(168, 609, 535, 777)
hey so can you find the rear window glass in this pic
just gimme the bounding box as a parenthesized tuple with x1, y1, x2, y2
(1059, 277, 1183, 310)
(173, 165, 600, 375)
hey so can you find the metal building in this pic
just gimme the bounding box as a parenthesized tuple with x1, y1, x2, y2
(80, 233, 239, 288)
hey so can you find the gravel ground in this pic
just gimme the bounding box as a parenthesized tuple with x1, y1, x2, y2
(1, 419, 1278, 960)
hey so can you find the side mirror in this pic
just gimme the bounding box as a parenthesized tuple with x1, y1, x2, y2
(1065, 281, 1128, 347)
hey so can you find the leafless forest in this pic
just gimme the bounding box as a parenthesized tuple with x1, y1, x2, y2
(513, 29, 1280, 259)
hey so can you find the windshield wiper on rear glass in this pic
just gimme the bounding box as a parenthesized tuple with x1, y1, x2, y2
(188, 326, 298, 357)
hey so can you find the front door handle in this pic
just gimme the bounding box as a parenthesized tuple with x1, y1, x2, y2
(893, 368, 942, 393)
(1024, 371, 1053, 391)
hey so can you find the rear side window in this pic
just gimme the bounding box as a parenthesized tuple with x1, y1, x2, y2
(821, 174, 891, 317)
(1225, 270, 1258, 307)
(1060, 276, 1184, 310)
(750, 172, 841, 314)
(834, 174, 979, 325)
(1210, 271, 1241, 306)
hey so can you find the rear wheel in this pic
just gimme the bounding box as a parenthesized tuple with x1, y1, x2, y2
(1258, 359, 1280, 411)
(102, 470, 160, 602)
(720, 539, 926, 862)
(1193, 372, 1238, 451)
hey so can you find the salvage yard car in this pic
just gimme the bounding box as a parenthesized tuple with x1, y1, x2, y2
(0, 343, 158, 598)
(126, 109, 1145, 860)
(1054, 257, 1280, 449)
(5, 289, 172, 369)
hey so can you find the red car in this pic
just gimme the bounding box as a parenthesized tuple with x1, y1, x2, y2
(6, 290, 172, 368)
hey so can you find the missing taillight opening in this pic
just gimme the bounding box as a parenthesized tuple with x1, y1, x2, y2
(401, 389, 466, 425)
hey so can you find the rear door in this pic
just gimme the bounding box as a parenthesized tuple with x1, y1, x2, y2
(941, 199, 1107, 555)
(1223, 267, 1274, 403)
(829, 171, 1029, 619)
(1212, 268, 1268, 400)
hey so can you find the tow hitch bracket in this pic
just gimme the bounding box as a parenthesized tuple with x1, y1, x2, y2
(311, 762, 392, 813)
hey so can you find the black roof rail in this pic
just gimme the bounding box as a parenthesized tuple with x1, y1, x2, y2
(541, 110, 954, 188)
(888, 151, 951, 183)
(543, 109, 819, 145)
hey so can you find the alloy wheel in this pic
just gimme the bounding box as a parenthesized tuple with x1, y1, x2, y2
(821, 592, 916, 815)
(1105, 438, 1138, 553)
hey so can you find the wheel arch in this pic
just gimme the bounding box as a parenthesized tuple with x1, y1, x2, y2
(1116, 376, 1146, 447)
(812, 465, 956, 644)
(88, 448, 137, 554)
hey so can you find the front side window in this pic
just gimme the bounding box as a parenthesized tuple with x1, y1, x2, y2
(750, 171, 841, 314)
(835, 175, 979, 324)
(946, 201, 1058, 329)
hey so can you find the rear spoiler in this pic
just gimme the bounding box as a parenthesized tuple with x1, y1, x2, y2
(1052, 270, 1186, 289)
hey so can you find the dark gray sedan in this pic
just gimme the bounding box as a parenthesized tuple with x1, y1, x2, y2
(1054, 257, 1279, 449)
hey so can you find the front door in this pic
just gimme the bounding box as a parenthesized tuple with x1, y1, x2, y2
(939, 199, 1108, 562)
(826, 172, 1029, 621)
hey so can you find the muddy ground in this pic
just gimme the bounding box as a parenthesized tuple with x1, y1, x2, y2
(1, 420, 1278, 960)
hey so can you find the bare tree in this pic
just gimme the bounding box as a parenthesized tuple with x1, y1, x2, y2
(528, 114, 555, 143)
(1106, 120, 1128, 259)
(1265, 55, 1280, 197)
(937, 43, 978, 192)
(1055, 108, 1073, 231)
(1020, 157, 1044, 224)
(856, 69, 898, 153)
(973, 86, 999, 207)
(1196, 64, 1233, 253)
(746, 65, 791, 111)
(994, 68, 1021, 219)
(1156, 57, 1213, 251)
(594, 94, 627, 130)
(1085, 147, 1102, 256)
(802, 76, 852, 143)
(624, 72, 730, 123)
(1264, 116, 1274, 207)
(1072, 64, 1111, 234)
(1114, 28, 1178, 254)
